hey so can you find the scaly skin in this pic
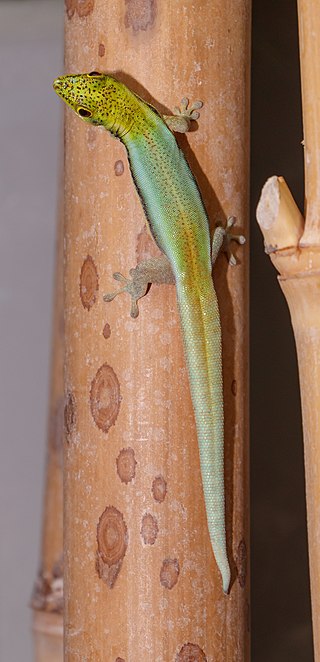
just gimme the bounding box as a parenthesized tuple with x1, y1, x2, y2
(53, 72, 232, 593)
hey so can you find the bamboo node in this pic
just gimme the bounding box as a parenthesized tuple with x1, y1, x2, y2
(31, 558, 63, 614)
(256, 175, 304, 254)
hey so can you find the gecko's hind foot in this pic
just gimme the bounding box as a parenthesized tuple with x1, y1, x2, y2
(103, 268, 148, 319)
(164, 98, 203, 133)
(222, 216, 246, 266)
(212, 216, 245, 266)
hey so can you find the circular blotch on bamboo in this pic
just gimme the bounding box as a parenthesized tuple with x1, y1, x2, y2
(141, 513, 158, 545)
(115, 658, 125, 662)
(64, 391, 76, 442)
(90, 363, 121, 433)
(160, 558, 179, 589)
(96, 506, 128, 588)
(236, 538, 247, 588)
(114, 160, 124, 176)
(80, 255, 99, 311)
(231, 379, 237, 396)
(102, 322, 111, 339)
(98, 42, 105, 57)
(124, 0, 156, 33)
(116, 448, 137, 484)
(176, 643, 207, 661)
(65, 0, 94, 19)
(152, 475, 167, 502)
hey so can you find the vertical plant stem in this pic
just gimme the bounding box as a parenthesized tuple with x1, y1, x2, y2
(63, 2, 250, 659)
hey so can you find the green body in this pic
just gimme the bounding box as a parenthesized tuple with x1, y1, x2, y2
(53, 73, 230, 593)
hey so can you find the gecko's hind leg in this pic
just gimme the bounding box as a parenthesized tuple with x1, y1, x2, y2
(103, 254, 175, 319)
(212, 216, 246, 267)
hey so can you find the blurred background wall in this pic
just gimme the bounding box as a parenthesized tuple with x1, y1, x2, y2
(0, 2, 63, 661)
(0, 0, 313, 660)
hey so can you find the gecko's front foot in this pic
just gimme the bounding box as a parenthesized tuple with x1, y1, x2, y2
(103, 268, 148, 319)
(212, 216, 246, 266)
(164, 98, 203, 133)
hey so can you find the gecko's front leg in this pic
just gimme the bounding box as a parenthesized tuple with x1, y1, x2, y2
(163, 97, 203, 133)
(103, 254, 175, 318)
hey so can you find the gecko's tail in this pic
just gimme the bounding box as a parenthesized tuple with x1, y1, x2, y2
(176, 273, 230, 594)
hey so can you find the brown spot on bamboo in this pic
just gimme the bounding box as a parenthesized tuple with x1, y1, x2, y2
(176, 643, 207, 661)
(160, 558, 179, 589)
(115, 658, 125, 662)
(124, 0, 156, 33)
(116, 447, 137, 483)
(80, 255, 99, 310)
(231, 379, 237, 396)
(102, 322, 111, 339)
(64, 391, 76, 442)
(140, 513, 158, 545)
(65, 0, 94, 19)
(90, 363, 121, 433)
(114, 160, 124, 176)
(236, 538, 247, 588)
(96, 506, 128, 588)
(98, 42, 105, 57)
(152, 475, 167, 502)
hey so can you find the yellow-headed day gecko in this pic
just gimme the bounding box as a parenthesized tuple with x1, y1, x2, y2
(53, 71, 245, 593)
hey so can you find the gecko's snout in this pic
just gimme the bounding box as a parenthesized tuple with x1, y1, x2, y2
(53, 77, 72, 96)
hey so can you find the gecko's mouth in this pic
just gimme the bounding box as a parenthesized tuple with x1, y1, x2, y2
(53, 77, 70, 95)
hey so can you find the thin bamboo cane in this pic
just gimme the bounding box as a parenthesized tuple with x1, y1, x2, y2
(63, 2, 250, 659)
(31, 185, 64, 662)
(256, 1, 320, 647)
(30, 179, 64, 660)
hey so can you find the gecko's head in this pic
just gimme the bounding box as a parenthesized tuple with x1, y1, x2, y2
(53, 72, 136, 134)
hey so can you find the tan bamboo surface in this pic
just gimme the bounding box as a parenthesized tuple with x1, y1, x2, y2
(256, 2, 320, 654)
(31, 176, 64, 659)
(63, 2, 250, 660)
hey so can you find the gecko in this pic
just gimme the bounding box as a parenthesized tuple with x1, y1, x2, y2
(53, 71, 245, 594)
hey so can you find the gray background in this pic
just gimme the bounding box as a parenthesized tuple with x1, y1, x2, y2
(0, 1, 313, 660)
(0, 2, 63, 661)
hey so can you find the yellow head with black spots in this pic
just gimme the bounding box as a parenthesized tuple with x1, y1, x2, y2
(53, 71, 149, 138)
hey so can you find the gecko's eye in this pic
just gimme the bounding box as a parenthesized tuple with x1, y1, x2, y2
(77, 107, 92, 118)
(88, 71, 102, 77)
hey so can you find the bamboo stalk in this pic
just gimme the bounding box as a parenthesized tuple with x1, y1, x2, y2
(298, 0, 320, 246)
(63, 2, 250, 659)
(31, 175, 64, 660)
(256, 3, 320, 650)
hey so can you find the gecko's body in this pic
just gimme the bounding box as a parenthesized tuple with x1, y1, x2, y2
(53, 72, 240, 593)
